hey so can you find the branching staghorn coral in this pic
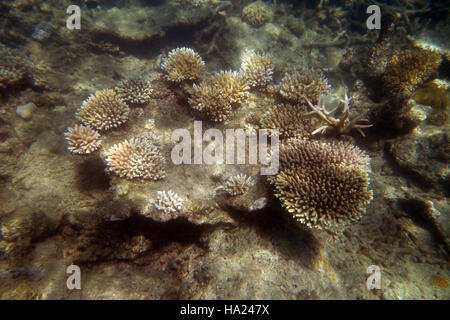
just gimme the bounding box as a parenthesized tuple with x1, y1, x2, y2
(279, 68, 330, 105)
(154, 190, 184, 214)
(260, 104, 313, 139)
(223, 173, 254, 196)
(304, 92, 372, 137)
(76, 89, 130, 131)
(104, 133, 165, 180)
(240, 51, 273, 88)
(115, 78, 154, 106)
(242, 1, 273, 27)
(161, 47, 205, 83)
(64, 124, 102, 154)
(272, 138, 372, 230)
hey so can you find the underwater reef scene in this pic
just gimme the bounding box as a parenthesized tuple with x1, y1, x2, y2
(0, 0, 448, 300)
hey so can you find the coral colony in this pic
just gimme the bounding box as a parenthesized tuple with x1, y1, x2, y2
(2, 0, 448, 300)
(154, 190, 184, 214)
(63, 46, 375, 230)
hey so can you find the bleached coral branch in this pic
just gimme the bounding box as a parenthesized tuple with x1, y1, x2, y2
(304, 91, 372, 137)
(154, 190, 184, 214)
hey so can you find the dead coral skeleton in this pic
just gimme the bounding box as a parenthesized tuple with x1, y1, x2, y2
(304, 91, 372, 136)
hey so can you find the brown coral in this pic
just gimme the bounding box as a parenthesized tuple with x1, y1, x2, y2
(271, 138, 372, 230)
(104, 133, 165, 180)
(0, 44, 26, 89)
(64, 124, 101, 154)
(115, 78, 153, 106)
(211, 70, 250, 104)
(0, 65, 25, 89)
(188, 82, 233, 122)
(188, 71, 249, 122)
(278, 138, 371, 172)
(240, 51, 273, 88)
(242, 1, 273, 27)
(279, 68, 330, 105)
(223, 174, 254, 196)
(260, 104, 313, 139)
(161, 47, 205, 83)
(76, 89, 130, 131)
(382, 48, 442, 98)
(273, 163, 372, 230)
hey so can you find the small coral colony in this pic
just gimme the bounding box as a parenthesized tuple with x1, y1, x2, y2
(64, 46, 374, 231)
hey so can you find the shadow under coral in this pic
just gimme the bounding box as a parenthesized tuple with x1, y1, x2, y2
(224, 199, 322, 270)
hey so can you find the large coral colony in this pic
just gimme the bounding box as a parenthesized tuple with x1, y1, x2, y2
(64, 46, 374, 231)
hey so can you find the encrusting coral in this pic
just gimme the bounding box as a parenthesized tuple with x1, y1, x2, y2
(279, 68, 330, 105)
(240, 51, 273, 88)
(304, 91, 372, 136)
(154, 190, 184, 214)
(161, 47, 205, 83)
(223, 174, 254, 196)
(104, 133, 165, 180)
(64, 124, 102, 154)
(115, 78, 154, 106)
(76, 89, 130, 131)
(271, 138, 373, 230)
(260, 104, 313, 139)
(242, 1, 273, 27)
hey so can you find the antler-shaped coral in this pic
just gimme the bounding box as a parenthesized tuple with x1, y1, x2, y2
(304, 92, 372, 136)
